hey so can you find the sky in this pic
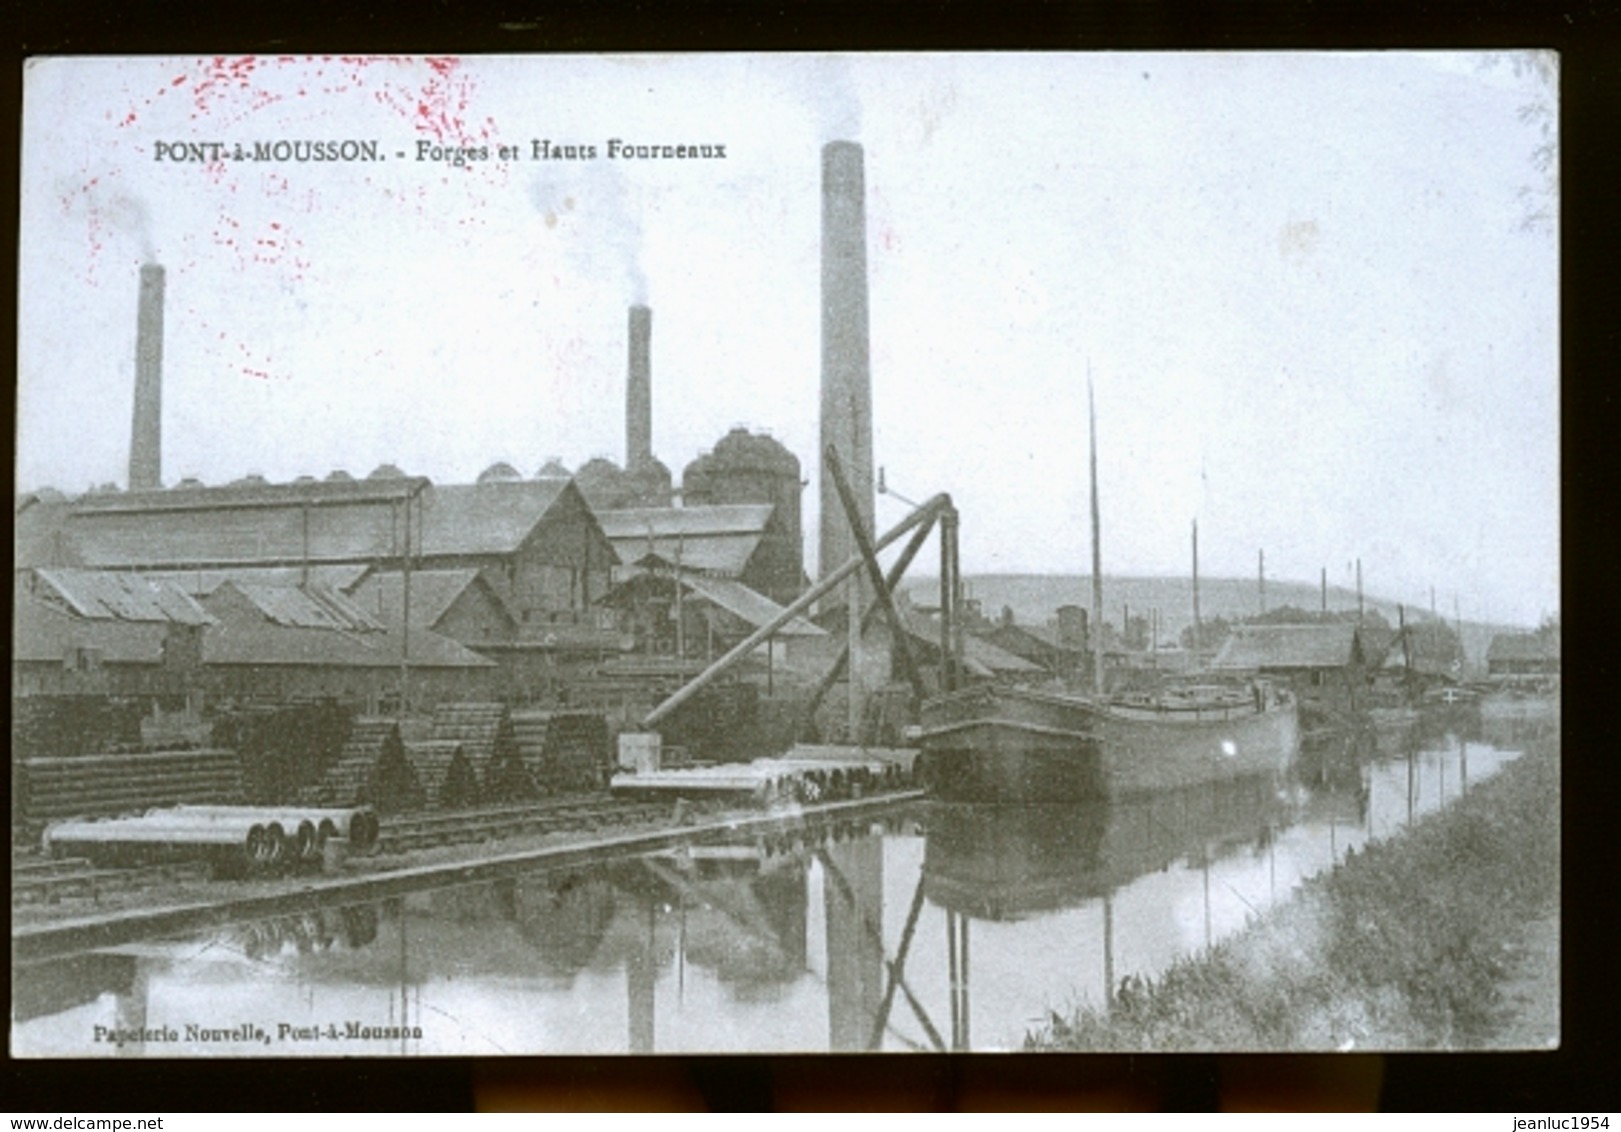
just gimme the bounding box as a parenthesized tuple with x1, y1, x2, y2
(16, 54, 1559, 627)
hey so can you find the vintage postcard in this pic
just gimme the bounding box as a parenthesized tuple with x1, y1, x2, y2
(13, 54, 1558, 1056)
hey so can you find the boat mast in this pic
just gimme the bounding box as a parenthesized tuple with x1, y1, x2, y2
(1088, 372, 1104, 699)
(1454, 593, 1465, 673)
(1191, 519, 1202, 659)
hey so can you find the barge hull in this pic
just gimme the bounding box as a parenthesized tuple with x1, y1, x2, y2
(918, 686, 1298, 803)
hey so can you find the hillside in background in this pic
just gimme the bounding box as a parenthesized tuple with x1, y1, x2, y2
(905, 574, 1527, 670)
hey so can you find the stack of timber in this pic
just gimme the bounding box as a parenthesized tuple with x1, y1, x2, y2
(12, 696, 145, 762)
(296, 719, 420, 813)
(431, 702, 524, 804)
(660, 683, 762, 762)
(558, 676, 669, 714)
(17, 748, 244, 828)
(362, 727, 423, 813)
(403, 740, 479, 809)
(511, 710, 611, 795)
(211, 698, 353, 805)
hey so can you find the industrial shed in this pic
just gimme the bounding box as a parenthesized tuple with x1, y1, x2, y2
(976, 621, 1084, 679)
(597, 503, 802, 605)
(599, 569, 824, 664)
(33, 476, 430, 571)
(1210, 622, 1372, 720)
(197, 581, 497, 709)
(20, 476, 618, 634)
(1210, 622, 1369, 681)
(348, 567, 517, 645)
(11, 569, 211, 698)
(897, 610, 1046, 683)
(1486, 630, 1560, 679)
(1377, 620, 1465, 693)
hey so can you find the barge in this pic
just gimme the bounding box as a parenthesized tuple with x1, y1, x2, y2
(916, 682, 1298, 803)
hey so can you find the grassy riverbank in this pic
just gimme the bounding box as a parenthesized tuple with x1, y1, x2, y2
(1029, 726, 1560, 1051)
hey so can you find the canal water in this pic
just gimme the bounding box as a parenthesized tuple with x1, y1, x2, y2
(12, 711, 1537, 1056)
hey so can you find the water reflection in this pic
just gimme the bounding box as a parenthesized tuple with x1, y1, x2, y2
(920, 773, 1291, 1041)
(923, 774, 1289, 922)
(12, 717, 1526, 1055)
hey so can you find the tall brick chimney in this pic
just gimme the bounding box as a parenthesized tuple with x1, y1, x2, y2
(627, 305, 653, 473)
(819, 141, 874, 585)
(129, 264, 165, 492)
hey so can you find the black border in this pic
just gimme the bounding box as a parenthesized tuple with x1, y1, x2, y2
(7, 0, 1617, 1113)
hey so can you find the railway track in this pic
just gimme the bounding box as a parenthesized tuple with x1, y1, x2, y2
(11, 852, 208, 906)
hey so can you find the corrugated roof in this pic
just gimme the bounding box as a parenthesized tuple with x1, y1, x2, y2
(596, 504, 774, 539)
(224, 581, 385, 632)
(31, 568, 215, 625)
(201, 592, 494, 669)
(1210, 623, 1361, 670)
(12, 594, 170, 665)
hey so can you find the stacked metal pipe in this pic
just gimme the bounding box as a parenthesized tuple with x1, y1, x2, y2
(44, 805, 377, 875)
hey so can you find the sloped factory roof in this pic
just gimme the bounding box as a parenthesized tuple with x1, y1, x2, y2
(28, 568, 214, 625)
(12, 593, 171, 665)
(220, 581, 384, 632)
(200, 584, 493, 669)
(31, 477, 603, 570)
(1486, 630, 1559, 663)
(600, 572, 823, 637)
(1211, 622, 1364, 670)
(349, 568, 513, 634)
(597, 504, 774, 578)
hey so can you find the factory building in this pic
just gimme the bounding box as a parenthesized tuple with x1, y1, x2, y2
(16, 129, 880, 733)
(12, 569, 209, 699)
(597, 571, 824, 669)
(348, 567, 516, 647)
(13, 471, 623, 709)
(195, 579, 496, 708)
(18, 475, 617, 633)
(12, 566, 495, 713)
